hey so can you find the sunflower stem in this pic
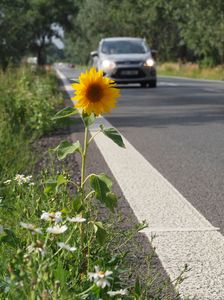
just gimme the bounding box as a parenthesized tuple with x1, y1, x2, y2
(81, 126, 89, 191)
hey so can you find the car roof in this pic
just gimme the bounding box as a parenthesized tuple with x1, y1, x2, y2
(100, 37, 144, 43)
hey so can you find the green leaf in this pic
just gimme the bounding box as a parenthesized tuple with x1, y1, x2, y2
(134, 277, 142, 298)
(82, 111, 96, 127)
(54, 260, 68, 290)
(104, 192, 117, 212)
(57, 174, 68, 186)
(94, 222, 107, 244)
(90, 175, 109, 202)
(97, 173, 113, 189)
(100, 125, 125, 148)
(44, 180, 57, 194)
(44, 175, 67, 194)
(73, 192, 83, 212)
(53, 140, 82, 160)
(90, 175, 117, 212)
(52, 107, 79, 120)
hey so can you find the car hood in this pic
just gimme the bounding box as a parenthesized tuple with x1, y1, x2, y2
(100, 53, 152, 62)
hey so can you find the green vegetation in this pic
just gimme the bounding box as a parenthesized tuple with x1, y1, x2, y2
(0, 67, 63, 179)
(0, 68, 184, 299)
(65, 0, 224, 69)
(158, 63, 224, 81)
(1, 0, 224, 72)
(0, 0, 78, 68)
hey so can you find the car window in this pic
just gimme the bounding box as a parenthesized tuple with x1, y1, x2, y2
(101, 40, 149, 54)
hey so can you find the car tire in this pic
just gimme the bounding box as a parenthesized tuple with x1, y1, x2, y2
(141, 82, 147, 88)
(148, 80, 157, 88)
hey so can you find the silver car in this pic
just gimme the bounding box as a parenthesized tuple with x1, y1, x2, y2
(90, 37, 157, 88)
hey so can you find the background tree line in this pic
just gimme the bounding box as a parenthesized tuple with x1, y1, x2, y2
(1, 0, 224, 70)
(65, 0, 224, 67)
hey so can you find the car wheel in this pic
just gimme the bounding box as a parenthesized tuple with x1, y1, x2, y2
(140, 82, 147, 88)
(148, 80, 157, 88)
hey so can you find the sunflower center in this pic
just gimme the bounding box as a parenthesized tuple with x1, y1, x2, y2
(86, 84, 103, 103)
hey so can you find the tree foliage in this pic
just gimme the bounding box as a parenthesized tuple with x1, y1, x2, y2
(65, 0, 224, 66)
(0, 0, 78, 69)
(1, 0, 224, 69)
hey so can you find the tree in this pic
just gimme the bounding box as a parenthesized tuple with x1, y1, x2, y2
(0, 0, 30, 70)
(0, 0, 79, 69)
(26, 0, 78, 65)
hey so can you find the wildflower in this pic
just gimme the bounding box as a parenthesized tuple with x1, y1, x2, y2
(24, 175, 32, 183)
(41, 211, 62, 223)
(57, 242, 76, 252)
(67, 216, 86, 223)
(3, 179, 11, 185)
(20, 222, 42, 234)
(15, 174, 26, 185)
(27, 240, 46, 257)
(46, 225, 67, 234)
(88, 266, 113, 288)
(72, 67, 120, 116)
(107, 289, 128, 297)
(15, 174, 32, 185)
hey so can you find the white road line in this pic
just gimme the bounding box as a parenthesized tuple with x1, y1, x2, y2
(204, 88, 216, 92)
(159, 82, 179, 86)
(159, 75, 224, 83)
(56, 68, 224, 300)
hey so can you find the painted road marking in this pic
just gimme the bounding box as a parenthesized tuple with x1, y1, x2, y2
(159, 81, 179, 86)
(56, 68, 224, 300)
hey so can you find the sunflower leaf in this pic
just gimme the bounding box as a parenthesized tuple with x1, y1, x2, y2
(93, 222, 107, 244)
(52, 140, 82, 160)
(52, 107, 79, 120)
(90, 174, 117, 212)
(82, 111, 96, 127)
(100, 125, 125, 148)
(97, 173, 113, 189)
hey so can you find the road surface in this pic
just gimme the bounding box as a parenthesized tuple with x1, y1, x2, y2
(57, 65, 224, 300)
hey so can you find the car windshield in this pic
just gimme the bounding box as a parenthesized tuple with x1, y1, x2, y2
(101, 40, 148, 54)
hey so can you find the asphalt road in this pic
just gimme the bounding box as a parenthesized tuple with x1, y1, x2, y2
(61, 65, 224, 235)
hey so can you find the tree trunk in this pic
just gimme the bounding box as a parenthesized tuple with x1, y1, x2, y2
(37, 44, 46, 66)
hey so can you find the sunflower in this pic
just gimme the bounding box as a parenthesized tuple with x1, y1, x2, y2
(71, 67, 120, 116)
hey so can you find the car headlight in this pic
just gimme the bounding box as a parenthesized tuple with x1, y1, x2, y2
(102, 59, 116, 71)
(145, 58, 155, 67)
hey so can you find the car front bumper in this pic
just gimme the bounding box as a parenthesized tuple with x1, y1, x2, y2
(104, 64, 156, 83)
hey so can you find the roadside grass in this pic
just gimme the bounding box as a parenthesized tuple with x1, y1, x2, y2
(157, 62, 224, 81)
(0, 66, 184, 299)
(0, 66, 64, 179)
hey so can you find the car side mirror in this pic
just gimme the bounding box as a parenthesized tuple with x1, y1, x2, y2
(90, 51, 98, 57)
(151, 49, 158, 60)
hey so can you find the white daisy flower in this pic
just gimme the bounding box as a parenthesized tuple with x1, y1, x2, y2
(20, 222, 42, 234)
(15, 174, 26, 185)
(4, 179, 11, 185)
(46, 225, 67, 235)
(88, 266, 113, 289)
(107, 289, 128, 297)
(24, 175, 32, 183)
(41, 211, 62, 223)
(15, 174, 33, 185)
(67, 216, 86, 223)
(57, 242, 76, 252)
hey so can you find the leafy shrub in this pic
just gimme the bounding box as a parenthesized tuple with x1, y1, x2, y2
(0, 67, 64, 179)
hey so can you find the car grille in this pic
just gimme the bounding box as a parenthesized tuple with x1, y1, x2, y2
(116, 61, 142, 65)
(113, 68, 146, 79)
